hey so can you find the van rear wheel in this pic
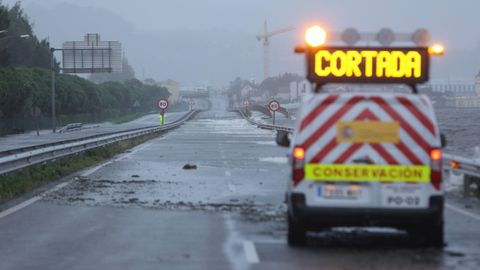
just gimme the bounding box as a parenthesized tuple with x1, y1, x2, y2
(408, 218, 444, 248)
(425, 222, 444, 248)
(287, 214, 306, 246)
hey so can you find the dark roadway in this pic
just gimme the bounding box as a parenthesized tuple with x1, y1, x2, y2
(1, 98, 480, 270)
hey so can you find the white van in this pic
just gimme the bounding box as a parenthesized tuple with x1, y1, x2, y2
(277, 92, 446, 247)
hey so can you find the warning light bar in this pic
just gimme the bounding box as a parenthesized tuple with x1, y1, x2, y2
(428, 43, 445, 56)
(305, 25, 327, 47)
(306, 46, 430, 84)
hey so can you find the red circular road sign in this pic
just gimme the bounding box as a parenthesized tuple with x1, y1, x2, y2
(268, 100, 280, 112)
(157, 98, 169, 110)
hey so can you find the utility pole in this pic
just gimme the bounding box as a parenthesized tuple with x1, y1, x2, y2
(51, 48, 56, 133)
(256, 21, 295, 81)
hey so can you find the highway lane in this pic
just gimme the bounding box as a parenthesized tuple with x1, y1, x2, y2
(0, 110, 190, 153)
(1, 98, 480, 269)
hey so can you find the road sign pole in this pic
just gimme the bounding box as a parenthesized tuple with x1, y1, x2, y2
(50, 48, 56, 133)
(268, 99, 280, 126)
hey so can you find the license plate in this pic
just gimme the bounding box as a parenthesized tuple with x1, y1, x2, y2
(318, 184, 362, 200)
(381, 185, 425, 208)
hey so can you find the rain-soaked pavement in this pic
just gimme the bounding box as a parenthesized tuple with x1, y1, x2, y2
(1, 98, 480, 269)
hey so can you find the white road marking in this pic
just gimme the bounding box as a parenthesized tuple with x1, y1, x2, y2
(81, 161, 113, 176)
(117, 141, 155, 160)
(446, 203, 480, 222)
(243, 241, 260, 264)
(223, 215, 249, 270)
(0, 196, 41, 219)
(225, 170, 232, 177)
(0, 140, 139, 219)
(0, 180, 72, 219)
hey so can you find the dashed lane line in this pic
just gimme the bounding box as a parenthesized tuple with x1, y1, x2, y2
(243, 241, 260, 264)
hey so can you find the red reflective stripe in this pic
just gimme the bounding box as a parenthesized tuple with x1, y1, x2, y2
(371, 96, 430, 154)
(371, 144, 399, 164)
(334, 143, 363, 163)
(396, 96, 436, 136)
(300, 95, 338, 132)
(303, 96, 363, 151)
(395, 141, 423, 165)
(309, 138, 338, 163)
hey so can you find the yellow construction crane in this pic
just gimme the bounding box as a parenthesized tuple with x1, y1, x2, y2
(256, 21, 295, 81)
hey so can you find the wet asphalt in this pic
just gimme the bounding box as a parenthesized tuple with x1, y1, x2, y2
(1, 97, 480, 269)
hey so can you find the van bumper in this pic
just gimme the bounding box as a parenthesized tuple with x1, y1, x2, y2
(288, 193, 444, 230)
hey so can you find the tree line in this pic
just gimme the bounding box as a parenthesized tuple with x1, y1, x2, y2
(0, 67, 170, 119)
(228, 73, 302, 99)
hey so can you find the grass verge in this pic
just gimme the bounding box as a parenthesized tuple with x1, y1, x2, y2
(0, 132, 160, 204)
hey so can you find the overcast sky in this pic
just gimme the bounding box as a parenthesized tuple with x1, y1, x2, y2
(3, 0, 480, 86)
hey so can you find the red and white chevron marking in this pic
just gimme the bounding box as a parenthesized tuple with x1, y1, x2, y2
(296, 93, 439, 166)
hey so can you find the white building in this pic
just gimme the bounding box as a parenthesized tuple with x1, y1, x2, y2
(160, 80, 180, 105)
(289, 80, 312, 102)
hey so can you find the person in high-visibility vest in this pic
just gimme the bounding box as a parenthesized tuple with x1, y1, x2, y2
(159, 111, 165, 125)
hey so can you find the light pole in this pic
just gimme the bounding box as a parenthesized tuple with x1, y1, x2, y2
(51, 48, 56, 133)
(0, 29, 30, 40)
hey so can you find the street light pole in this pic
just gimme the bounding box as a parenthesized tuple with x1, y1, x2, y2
(50, 48, 56, 133)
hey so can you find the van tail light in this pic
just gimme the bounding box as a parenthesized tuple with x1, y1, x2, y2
(292, 146, 305, 186)
(430, 148, 442, 190)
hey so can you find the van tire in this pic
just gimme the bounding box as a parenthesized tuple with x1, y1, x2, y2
(408, 219, 444, 248)
(425, 222, 444, 248)
(288, 215, 306, 246)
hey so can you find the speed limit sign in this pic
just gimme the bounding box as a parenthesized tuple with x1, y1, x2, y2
(268, 100, 280, 112)
(157, 98, 169, 110)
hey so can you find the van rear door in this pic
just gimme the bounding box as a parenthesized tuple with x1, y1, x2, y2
(295, 93, 440, 208)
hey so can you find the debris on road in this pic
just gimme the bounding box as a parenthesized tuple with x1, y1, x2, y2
(182, 164, 197, 170)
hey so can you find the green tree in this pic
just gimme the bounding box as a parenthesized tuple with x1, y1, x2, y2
(0, 2, 52, 68)
(259, 73, 302, 97)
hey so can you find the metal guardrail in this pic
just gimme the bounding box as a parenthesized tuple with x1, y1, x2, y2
(442, 154, 480, 196)
(0, 116, 190, 158)
(237, 109, 294, 133)
(58, 123, 83, 133)
(236, 108, 480, 194)
(0, 110, 199, 176)
(443, 154, 480, 178)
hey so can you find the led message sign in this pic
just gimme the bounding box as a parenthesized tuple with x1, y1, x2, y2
(306, 47, 429, 84)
